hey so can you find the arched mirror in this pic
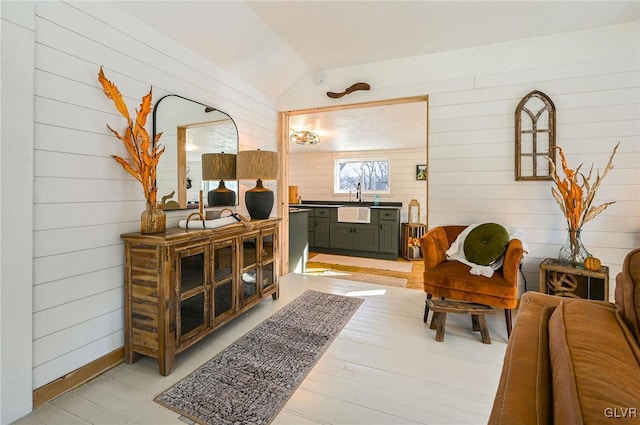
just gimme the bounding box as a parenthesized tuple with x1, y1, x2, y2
(153, 95, 239, 209)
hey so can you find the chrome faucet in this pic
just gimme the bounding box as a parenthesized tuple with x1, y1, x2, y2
(356, 182, 362, 203)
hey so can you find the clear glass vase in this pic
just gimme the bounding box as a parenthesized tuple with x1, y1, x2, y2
(140, 202, 166, 234)
(558, 228, 590, 267)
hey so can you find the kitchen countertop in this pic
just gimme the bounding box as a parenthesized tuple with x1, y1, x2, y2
(295, 201, 401, 209)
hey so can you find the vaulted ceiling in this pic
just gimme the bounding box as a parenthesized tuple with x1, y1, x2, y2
(112, 1, 640, 100)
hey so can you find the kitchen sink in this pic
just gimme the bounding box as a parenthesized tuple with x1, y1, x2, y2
(337, 206, 371, 223)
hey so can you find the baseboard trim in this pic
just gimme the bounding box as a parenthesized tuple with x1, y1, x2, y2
(33, 347, 124, 408)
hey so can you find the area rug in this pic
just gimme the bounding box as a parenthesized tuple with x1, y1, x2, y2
(309, 253, 413, 273)
(154, 290, 364, 425)
(314, 269, 407, 288)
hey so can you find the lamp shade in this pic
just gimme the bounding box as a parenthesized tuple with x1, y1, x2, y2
(202, 153, 236, 180)
(236, 150, 278, 180)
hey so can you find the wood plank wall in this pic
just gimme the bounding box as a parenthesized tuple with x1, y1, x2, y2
(280, 21, 640, 300)
(29, 1, 278, 390)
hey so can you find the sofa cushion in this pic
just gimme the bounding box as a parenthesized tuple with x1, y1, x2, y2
(463, 222, 509, 266)
(549, 300, 640, 424)
(615, 248, 640, 345)
(488, 292, 560, 425)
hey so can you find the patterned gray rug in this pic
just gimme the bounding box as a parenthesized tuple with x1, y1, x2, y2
(155, 290, 364, 425)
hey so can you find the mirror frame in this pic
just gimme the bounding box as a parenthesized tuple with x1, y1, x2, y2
(152, 94, 239, 209)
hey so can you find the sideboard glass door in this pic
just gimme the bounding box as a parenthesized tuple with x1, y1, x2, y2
(240, 233, 259, 306)
(212, 238, 235, 323)
(261, 230, 277, 293)
(175, 243, 209, 346)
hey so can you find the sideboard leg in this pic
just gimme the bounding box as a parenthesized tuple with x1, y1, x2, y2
(125, 349, 140, 364)
(159, 352, 175, 377)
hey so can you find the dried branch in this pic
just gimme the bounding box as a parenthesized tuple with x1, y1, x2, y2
(98, 66, 163, 205)
(548, 143, 618, 231)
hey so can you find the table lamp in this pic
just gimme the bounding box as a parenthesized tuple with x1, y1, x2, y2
(202, 153, 236, 206)
(236, 149, 278, 219)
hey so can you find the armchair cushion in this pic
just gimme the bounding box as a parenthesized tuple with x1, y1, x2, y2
(425, 259, 518, 308)
(463, 222, 509, 266)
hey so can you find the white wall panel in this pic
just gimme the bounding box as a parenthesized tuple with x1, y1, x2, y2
(32, 330, 124, 389)
(1, 1, 35, 422)
(33, 267, 124, 313)
(34, 245, 124, 286)
(34, 222, 134, 258)
(33, 310, 124, 367)
(22, 0, 280, 397)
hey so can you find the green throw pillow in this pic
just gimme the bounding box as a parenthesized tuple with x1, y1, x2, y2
(463, 223, 510, 266)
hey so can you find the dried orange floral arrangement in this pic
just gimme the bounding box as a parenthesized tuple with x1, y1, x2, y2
(549, 143, 619, 233)
(98, 66, 164, 205)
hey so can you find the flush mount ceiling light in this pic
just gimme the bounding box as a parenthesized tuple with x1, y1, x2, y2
(290, 130, 320, 145)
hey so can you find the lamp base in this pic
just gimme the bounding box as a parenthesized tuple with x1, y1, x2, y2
(208, 180, 236, 206)
(245, 179, 273, 219)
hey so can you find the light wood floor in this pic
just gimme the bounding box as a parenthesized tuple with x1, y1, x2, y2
(15, 273, 508, 425)
(306, 252, 425, 290)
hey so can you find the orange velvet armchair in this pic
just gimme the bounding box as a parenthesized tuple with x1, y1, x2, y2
(420, 225, 524, 337)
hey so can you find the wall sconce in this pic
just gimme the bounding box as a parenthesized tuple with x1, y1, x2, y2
(236, 149, 278, 219)
(202, 153, 236, 206)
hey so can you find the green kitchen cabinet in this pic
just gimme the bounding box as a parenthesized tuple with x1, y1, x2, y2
(353, 224, 378, 252)
(379, 220, 399, 254)
(329, 222, 354, 250)
(307, 208, 330, 248)
(313, 216, 330, 248)
(330, 223, 378, 252)
(305, 205, 400, 260)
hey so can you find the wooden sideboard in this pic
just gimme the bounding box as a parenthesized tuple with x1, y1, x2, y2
(121, 218, 280, 375)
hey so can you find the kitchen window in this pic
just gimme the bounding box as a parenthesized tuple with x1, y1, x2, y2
(334, 158, 390, 194)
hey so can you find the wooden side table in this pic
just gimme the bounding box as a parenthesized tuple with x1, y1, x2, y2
(401, 223, 427, 260)
(538, 258, 609, 301)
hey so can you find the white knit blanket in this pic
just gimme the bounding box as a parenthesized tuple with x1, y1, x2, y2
(445, 223, 529, 278)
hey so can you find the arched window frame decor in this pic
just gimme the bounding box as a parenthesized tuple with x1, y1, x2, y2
(515, 90, 556, 181)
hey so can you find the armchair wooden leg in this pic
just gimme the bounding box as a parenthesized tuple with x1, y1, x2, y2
(423, 293, 433, 322)
(505, 309, 513, 338)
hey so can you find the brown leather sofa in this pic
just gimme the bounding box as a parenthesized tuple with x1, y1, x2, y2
(420, 225, 524, 337)
(489, 248, 640, 424)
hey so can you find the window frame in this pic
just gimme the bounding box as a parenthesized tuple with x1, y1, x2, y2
(333, 157, 391, 195)
(515, 90, 556, 181)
